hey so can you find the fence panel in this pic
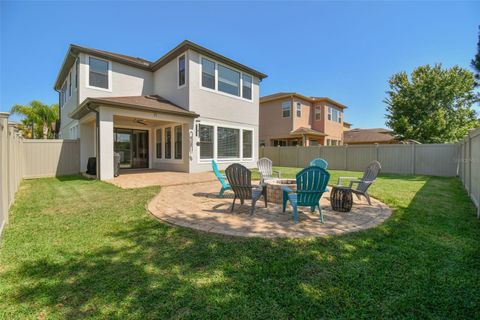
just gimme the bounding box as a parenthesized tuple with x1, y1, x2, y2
(468, 130, 480, 216)
(322, 146, 346, 170)
(23, 140, 80, 178)
(414, 144, 458, 176)
(297, 146, 321, 168)
(378, 144, 414, 174)
(278, 147, 297, 167)
(346, 145, 376, 172)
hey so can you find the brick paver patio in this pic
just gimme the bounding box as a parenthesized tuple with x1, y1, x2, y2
(108, 169, 217, 188)
(148, 180, 392, 238)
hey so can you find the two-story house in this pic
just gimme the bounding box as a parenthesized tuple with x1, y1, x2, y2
(259, 92, 347, 147)
(54, 40, 267, 180)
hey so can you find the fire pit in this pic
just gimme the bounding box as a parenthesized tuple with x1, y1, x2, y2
(265, 179, 297, 204)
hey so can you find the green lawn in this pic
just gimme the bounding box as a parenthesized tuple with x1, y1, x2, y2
(0, 168, 479, 319)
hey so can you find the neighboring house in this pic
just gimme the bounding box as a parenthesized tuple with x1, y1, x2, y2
(54, 40, 267, 180)
(343, 128, 416, 145)
(259, 92, 347, 146)
(343, 121, 352, 130)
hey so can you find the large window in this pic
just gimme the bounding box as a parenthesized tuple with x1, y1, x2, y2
(218, 65, 240, 96)
(164, 127, 172, 159)
(328, 107, 342, 123)
(315, 106, 321, 120)
(282, 101, 291, 118)
(242, 74, 252, 100)
(296, 102, 301, 117)
(156, 129, 162, 158)
(89, 57, 109, 89)
(217, 127, 240, 159)
(201, 58, 215, 89)
(178, 55, 186, 87)
(174, 125, 182, 159)
(242, 130, 253, 158)
(199, 125, 214, 159)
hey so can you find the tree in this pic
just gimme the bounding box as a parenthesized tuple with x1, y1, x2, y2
(385, 64, 479, 143)
(471, 26, 480, 86)
(10, 100, 58, 139)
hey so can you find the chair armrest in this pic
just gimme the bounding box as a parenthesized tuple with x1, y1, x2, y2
(273, 170, 281, 178)
(281, 186, 294, 194)
(348, 179, 374, 188)
(336, 176, 360, 186)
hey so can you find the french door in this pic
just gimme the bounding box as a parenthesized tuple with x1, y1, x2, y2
(114, 128, 149, 169)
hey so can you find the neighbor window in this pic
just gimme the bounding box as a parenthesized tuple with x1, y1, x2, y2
(89, 57, 109, 89)
(242, 130, 253, 158)
(178, 55, 186, 87)
(156, 129, 162, 158)
(296, 102, 301, 117)
(201, 58, 215, 89)
(282, 101, 291, 118)
(242, 74, 252, 100)
(217, 127, 240, 159)
(174, 125, 182, 159)
(164, 127, 172, 159)
(273, 139, 287, 147)
(199, 125, 214, 159)
(328, 107, 342, 123)
(315, 106, 321, 120)
(218, 65, 240, 96)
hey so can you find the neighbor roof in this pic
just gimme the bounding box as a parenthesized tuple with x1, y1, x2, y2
(70, 95, 199, 120)
(290, 127, 327, 137)
(260, 92, 347, 109)
(343, 128, 395, 144)
(54, 40, 267, 90)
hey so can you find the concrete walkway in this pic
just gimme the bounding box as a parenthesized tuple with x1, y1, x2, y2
(108, 169, 217, 189)
(148, 180, 392, 238)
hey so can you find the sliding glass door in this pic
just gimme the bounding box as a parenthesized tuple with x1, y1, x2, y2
(114, 128, 149, 169)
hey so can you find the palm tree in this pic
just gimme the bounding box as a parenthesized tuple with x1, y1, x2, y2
(10, 101, 58, 139)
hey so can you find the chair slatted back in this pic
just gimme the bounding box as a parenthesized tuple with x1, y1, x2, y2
(295, 167, 330, 206)
(309, 158, 328, 169)
(257, 158, 273, 179)
(225, 164, 253, 201)
(356, 161, 381, 193)
(212, 160, 228, 188)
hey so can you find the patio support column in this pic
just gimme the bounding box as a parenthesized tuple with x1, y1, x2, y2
(98, 107, 114, 180)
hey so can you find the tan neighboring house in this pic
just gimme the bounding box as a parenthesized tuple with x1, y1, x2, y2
(259, 92, 347, 146)
(54, 40, 267, 180)
(343, 128, 408, 145)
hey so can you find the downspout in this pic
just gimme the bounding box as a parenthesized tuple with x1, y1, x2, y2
(87, 105, 100, 179)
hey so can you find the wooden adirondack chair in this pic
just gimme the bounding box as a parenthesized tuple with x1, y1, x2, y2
(225, 163, 267, 214)
(336, 160, 381, 205)
(212, 160, 231, 197)
(309, 158, 328, 169)
(257, 158, 280, 184)
(282, 166, 330, 224)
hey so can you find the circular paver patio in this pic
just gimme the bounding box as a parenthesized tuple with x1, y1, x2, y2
(148, 181, 392, 238)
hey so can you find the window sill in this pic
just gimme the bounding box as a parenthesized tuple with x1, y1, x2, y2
(86, 85, 112, 93)
(199, 86, 253, 103)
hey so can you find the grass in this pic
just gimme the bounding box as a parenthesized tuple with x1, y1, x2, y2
(0, 168, 479, 319)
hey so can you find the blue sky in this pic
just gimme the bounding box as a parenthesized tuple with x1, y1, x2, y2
(1, 1, 479, 128)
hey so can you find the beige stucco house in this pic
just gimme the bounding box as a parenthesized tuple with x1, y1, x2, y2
(259, 92, 347, 147)
(54, 40, 267, 180)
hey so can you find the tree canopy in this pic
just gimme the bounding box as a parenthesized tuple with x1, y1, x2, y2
(471, 26, 480, 86)
(385, 64, 479, 143)
(10, 100, 58, 139)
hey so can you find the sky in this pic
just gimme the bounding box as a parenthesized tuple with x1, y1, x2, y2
(1, 1, 479, 128)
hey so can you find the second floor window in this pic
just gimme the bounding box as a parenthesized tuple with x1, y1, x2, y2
(315, 106, 321, 120)
(296, 103, 301, 117)
(282, 101, 291, 118)
(178, 55, 186, 87)
(242, 74, 252, 100)
(60, 81, 67, 108)
(89, 57, 109, 89)
(218, 65, 240, 96)
(202, 58, 215, 89)
(328, 107, 342, 123)
(75, 59, 79, 89)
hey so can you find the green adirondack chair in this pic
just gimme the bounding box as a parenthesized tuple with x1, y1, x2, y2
(212, 160, 231, 197)
(309, 158, 328, 169)
(282, 166, 330, 224)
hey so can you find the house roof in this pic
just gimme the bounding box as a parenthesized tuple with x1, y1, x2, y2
(290, 127, 327, 137)
(54, 40, 267, 90)
(69, 95, 199, 120)
(343, 128, 396, 144)
(260, 92, 347, 109)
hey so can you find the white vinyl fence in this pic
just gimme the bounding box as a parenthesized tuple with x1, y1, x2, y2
(0, 113, 80, 236)
(260, 143, 459, 176)
(458, 128, 480, 218)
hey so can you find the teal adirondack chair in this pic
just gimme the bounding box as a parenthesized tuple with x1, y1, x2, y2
(212, 160, 231, 196)
(309, 158, 328, 169)
(282, 166, 330, 224)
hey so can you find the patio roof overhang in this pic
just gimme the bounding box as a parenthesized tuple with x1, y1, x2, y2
(70, 95, 199, 120)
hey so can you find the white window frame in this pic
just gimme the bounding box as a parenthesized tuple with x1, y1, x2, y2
(154, 124, 184, 163)
(155, 128, 162, 159)
(199, 54, 253, 103)
(281, 101, 291, 118)
(315, 106, 321, 120)
(296, 102, 301, 117)
(177, 53, 187, 89)
(85, 55, 112, 92)
(196, 121, 255, 163)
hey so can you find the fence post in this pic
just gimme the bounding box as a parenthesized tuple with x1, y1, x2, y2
(0, 112, 9, 235)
